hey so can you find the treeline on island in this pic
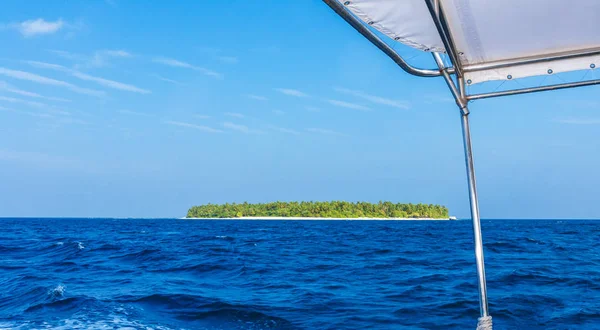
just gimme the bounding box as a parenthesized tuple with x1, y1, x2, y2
(186, 201, 449, 219)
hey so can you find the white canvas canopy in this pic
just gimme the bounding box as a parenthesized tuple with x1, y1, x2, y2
(338, 0, 600, 84)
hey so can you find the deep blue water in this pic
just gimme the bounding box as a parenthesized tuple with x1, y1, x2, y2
(1, 218, 599, 329)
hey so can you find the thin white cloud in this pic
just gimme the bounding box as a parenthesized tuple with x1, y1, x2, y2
(25, 61, 150, 94)
(197, 47, 239, 64)
(13, 19, 64, 37)
(84, 50, 133, 68)
(273, 110, 285, 115)
(223, 121, 265, 134)
(48, 49, 134, 69)
(153, 57, 223, 79)
(327, 99, 372, 111)
(0, 67, 105, 97)
(554, 118, 600, 125)
(271, 126, 300, 135)
(305, 106, 320, 112)
(47, 49, 83, 61)
(0, 81, 71, 102)
(47, 108, 70, 116)
(219, 56, 239, 64)
(334, 87, 410, 110)
(103, 50, 132, 58)
(57, 117, 88, 125)
(151, 74, 184, 85)
(0, 105, 53, 118)
(0, 95, 46, 108)
(274, 88, 309, 98)
(246, 94, 268, 101)
(165, 120, 223, 133)
(225, 112, 244, 118)
(71, 71, 150, 94)
(307, 128, 347, 136)
(25, 61, 68, 71)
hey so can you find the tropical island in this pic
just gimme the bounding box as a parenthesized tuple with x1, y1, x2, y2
(186, 201, 449, 219)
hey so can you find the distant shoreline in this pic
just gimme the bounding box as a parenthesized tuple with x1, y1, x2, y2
(183, 217, 451, 221)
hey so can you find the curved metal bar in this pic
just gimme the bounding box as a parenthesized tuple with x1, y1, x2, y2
(323, 0, 448, 77)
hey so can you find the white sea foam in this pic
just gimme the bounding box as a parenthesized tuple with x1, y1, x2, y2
(77, 242, 85, 250)
(5, 315, 177, 329)
(56, 242, 64, 246)
(49, 284, 65, 298)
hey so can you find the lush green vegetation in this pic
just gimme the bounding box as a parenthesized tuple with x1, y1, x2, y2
(186, 201, 449, 219)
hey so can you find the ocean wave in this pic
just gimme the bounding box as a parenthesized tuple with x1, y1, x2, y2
(111, 248, 163, 262)
(124, 293, 296, 328)
(25, 296, 97, 313)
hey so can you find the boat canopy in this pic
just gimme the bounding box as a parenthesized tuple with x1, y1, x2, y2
(338, 0, 600, 84)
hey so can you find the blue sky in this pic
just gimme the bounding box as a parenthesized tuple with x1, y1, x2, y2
(0, 0, 599, 218)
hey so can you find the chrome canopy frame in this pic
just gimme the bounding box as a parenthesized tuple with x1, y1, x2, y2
(323, 0, 600, 102)
(323, 0, 600, 328)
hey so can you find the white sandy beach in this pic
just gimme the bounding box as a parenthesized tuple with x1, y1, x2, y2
(183, 217, 452, 220)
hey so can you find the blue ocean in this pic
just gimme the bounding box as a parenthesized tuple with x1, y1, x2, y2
(1, 218, 598, 329)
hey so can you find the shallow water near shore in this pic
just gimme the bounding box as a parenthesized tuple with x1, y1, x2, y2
(1, 218, 599, 329)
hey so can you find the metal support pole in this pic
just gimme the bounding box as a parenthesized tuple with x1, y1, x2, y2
(458, 78, 493, 330)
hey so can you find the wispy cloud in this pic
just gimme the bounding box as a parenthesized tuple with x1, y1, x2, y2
(197, 47, 239, 64)
(0, 81, 71, 102)
(57, 117, 88, 125)
(274, 88, 309, 98)
(273, 110, 285, 115)
(0, 95, 46, 108)
(25, 61, 150, 94)
(246, 94, 268, 101)
(554, 118, 600, 125)
(9, 19, 64, 37)
(219, 56, 239, 64)
(153, 57, 222, 79)
(103, 50, 132, 58)
(72, 71, 150, 94)
(165, 120, 223, 133)
(271, 126, 300, 135)
(305, 106, 320, 112)
(307, 128, 347, 136)
(151, 74, 184, 85)
(334, 87, 410, 109)
(48, 49, 134, 69)
(0, 67, 105, 97)
(225, 112, 244, 118)
(327, 99, 372, 111)
(223, 122, 265, 134)
(0, 105, 53, 118)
